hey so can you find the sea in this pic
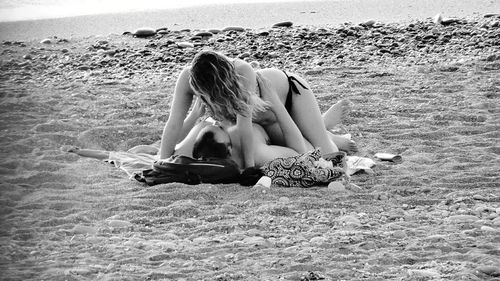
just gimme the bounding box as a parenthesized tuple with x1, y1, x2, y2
(0, 0, 498, 41)
(0, 0, 318, 22)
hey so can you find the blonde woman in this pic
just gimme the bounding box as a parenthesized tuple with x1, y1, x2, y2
(160, 50, 353, 168)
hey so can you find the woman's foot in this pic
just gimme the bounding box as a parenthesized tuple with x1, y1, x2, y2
(61, 146, 109, 160)
(329, 134, 358, 155)
(323, 99, 352, 129)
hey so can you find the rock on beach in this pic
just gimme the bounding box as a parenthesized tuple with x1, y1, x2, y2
(133, 27, 157, 37)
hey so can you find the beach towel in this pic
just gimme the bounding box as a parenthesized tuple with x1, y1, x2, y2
(261, 148, 346, 187)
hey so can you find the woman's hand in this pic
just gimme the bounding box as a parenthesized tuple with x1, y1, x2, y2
(257, 74, 282, 112)
(191, 96, 206, 117)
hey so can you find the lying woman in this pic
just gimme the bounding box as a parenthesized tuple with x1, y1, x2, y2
(160, 50, 351, 168)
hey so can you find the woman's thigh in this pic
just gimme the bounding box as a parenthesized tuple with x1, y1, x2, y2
(286, 73, 338, 154)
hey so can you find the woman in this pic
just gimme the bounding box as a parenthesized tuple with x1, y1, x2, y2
(160, 50, 351, 168)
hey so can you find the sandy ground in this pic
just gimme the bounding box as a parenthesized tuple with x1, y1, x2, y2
(1, 13, 500, 281)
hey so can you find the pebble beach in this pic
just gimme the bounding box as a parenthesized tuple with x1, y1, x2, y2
(1, 2, 500, 280)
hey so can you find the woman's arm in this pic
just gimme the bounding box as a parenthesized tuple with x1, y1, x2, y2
(177, 97, 205, 142)
(237, 113, 255, 168)
(234, 60, 257, 168)
(160, 67, 194, 159)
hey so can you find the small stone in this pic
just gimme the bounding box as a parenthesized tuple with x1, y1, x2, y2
(195, 31, 213, 37)
(278, 196, 290, 203)
(477, 265, 500, 277)
(23, 54, 32, 60)
(441, 18, 460, 25)
(71, 225, 97, 235)
(273, 21, 293, 28)
(485, 54, 498, 62)
(364, 45, 378, 52)
(309, 236, 326, 245)
(208, 29, 221, 34)
(409, 269, 440, 278)
(492, 217, 500, 226)
(393, 230, 406, 239)
(222, 26, 245, 32)
(242, 236, 270, 247)
(238, 52, 250, 59)
(176, 42, 194, 49)
(249, 61, 260, 68)
(484, 13, 500, 18)
(338, 215, 361, 227)
(480, 226, 497, 232)
(361, 20, 376, 27)
(40, 38, 52, 44)
(107, 220, 132, 228)
(473, 194, 489, 200)
(447, 215, 479, 223)
(133, 27, 156, 38)
(328, 181, 346, 192)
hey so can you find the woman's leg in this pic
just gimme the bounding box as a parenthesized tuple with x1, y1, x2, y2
(286, 73, 339, 155)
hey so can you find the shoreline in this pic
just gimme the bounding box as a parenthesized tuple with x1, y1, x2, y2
(1, 0, 499, 41)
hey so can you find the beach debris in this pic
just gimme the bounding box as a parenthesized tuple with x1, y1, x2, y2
(222, 26, 245, 32)
(133, 27, 157, 38)
(273, 21, 293, 28)
(40, 38, 52, 44)
(433, 14, 461, 25)
(374, 153, 402, 163)
(254, 176, 271, 188)
(176, 42, 194, 49)
(433, 13, 443, 24)
(346, 156, 376, 175)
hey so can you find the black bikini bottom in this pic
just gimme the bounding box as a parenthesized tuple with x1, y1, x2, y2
(283, 71, 309, 113)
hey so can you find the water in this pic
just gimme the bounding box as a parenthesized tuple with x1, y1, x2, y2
(0, 0, 497, 41)
(0, 0, 316, 22)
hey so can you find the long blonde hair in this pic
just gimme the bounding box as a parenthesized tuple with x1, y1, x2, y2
(189, 50, 251, 121)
